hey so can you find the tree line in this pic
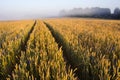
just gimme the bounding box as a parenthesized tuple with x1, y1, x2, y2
(60, 7, 120, 19)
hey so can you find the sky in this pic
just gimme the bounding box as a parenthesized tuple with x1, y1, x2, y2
(0, 0, 120, 20)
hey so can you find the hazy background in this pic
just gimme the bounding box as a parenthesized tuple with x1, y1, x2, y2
(0, 0, 120, 20)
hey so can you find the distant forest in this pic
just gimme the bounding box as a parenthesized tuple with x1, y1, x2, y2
(60, 7, 120, 19)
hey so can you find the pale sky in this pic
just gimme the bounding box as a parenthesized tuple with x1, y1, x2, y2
(0, 0, 120, 20)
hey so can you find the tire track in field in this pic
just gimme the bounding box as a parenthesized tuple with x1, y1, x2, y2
(9, 20, 36, 79)
(21, 20, 36, 52)
(44, 22, 80, 80)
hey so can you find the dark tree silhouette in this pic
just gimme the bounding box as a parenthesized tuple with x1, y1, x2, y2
(113, 8, 120, 19)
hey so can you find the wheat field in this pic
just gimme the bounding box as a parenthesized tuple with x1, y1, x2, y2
(0, 18, 120, 80)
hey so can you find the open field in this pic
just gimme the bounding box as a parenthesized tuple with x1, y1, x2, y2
(0, 18, 120, 80)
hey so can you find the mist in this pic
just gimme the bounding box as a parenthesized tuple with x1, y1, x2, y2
(0, 10, 59, 20)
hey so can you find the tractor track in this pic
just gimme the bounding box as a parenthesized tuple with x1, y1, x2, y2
(8, 20, 36, 79)
(44, 22, 80, 80)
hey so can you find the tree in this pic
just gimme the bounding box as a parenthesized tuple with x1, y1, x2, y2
(114, 8, 120, 19)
